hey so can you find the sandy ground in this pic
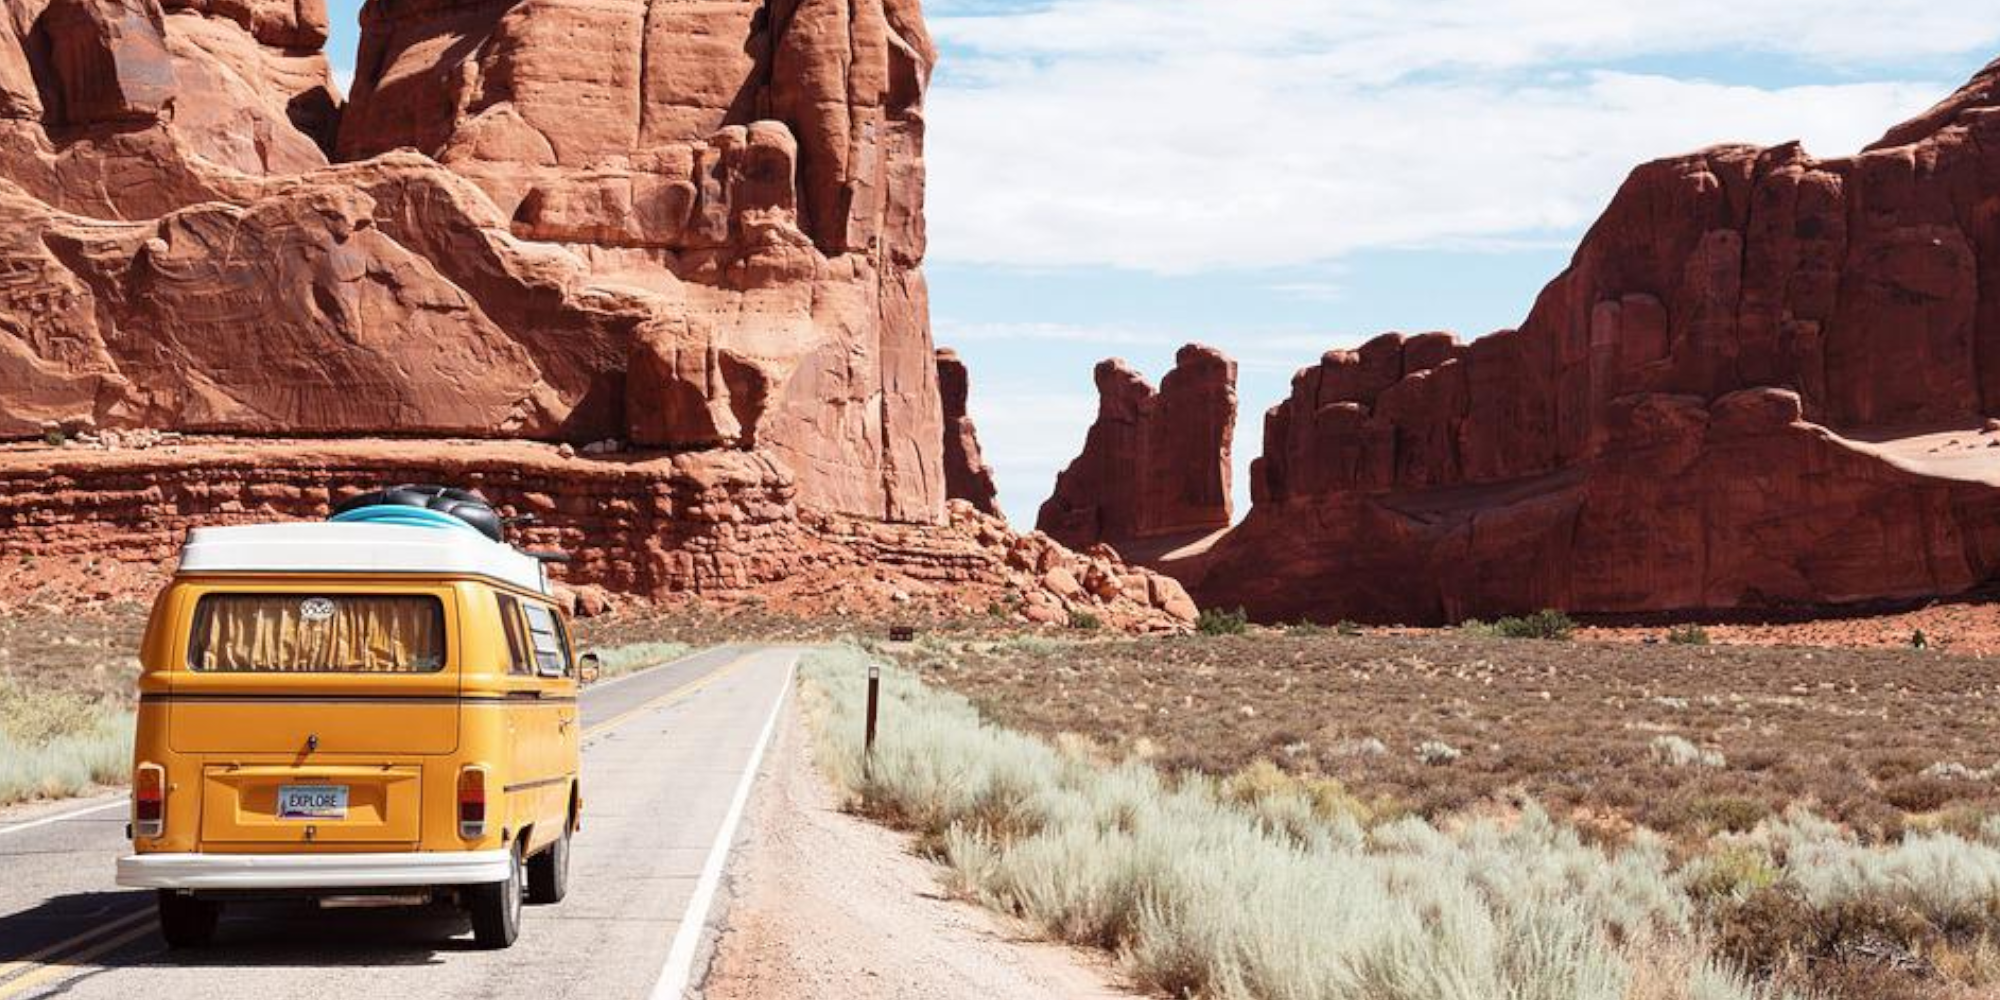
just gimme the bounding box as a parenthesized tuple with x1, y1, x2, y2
(698, 699, 1131, 1000)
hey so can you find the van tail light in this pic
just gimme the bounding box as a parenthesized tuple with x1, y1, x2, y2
(134, 764, 165, 838)
(457, 766, 488, 839)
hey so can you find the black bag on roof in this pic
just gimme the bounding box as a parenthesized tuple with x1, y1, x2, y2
(333, 483, 506, 542)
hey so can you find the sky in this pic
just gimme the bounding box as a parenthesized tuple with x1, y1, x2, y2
(320, 0, 1999, 528)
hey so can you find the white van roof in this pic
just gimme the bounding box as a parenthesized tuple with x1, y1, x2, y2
(177, 522, 551, 596)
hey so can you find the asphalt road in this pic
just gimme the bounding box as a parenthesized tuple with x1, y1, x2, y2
(0, 644, 800, 1000)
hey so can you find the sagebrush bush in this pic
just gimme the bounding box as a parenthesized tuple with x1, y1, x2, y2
(799, 645, 1812, 1000)
(1651, 735, 1727, 769)
(0, 711, 133, 806)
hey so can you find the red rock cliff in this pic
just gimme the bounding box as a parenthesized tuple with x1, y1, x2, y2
(1193, 57, 2000, 623)
(0, 0, 943, 523)
(0, 0, 1199, 628)
(1037, 344, 1236, 552)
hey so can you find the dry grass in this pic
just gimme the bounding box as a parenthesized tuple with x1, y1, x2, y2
(875, 631, 2000, 999)
(804, 645, 1824, 1000)
(0, 603, 145, 805)
(893, 631, 2000, 846)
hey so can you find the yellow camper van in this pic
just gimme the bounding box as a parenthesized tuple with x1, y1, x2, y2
(116, 487, 584, 949)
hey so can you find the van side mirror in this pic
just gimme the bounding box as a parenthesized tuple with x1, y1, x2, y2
(579, 652, 601, 685)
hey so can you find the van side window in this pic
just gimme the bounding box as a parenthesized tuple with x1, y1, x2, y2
(496, 594, 532, 676)
(521, 603, 571, 677)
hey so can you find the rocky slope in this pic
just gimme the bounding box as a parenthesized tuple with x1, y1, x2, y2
(1037, 344, 1235, 553)
(0, 0, 1193, 629)
(1060, 58, 2000, 624)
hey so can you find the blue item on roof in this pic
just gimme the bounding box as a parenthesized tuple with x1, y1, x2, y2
(330, 504, 488, 535)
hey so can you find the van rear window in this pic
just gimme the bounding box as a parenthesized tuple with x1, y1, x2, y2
(187, 595, 446, 673)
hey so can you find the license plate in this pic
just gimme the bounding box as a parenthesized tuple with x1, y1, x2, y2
(276, 784, 349, 820)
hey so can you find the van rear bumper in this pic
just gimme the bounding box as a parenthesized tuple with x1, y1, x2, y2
(116, 849, 511, 890)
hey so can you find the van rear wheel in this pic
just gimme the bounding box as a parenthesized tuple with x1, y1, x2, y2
(157, 891, 220, 948)
(527, 822, 571, 904)
(467, 842, 523, 949)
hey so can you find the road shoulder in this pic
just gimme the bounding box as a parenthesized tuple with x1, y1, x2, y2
(696, 696, 1132, 1000)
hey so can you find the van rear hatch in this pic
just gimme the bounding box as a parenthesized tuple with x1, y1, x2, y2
(163, 589, 459, 846)
(167, 590, 458, 755)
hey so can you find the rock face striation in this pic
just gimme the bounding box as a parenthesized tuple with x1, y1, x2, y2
(935, 348, 999, 515)
(0, 0, 1196, 629)
(1181, 58, 2000, 623)
(1037, 344, 1236, 553)
(0, 437, 1196, 628)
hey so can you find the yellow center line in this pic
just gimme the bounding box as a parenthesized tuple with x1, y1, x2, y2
(583, 652, 754, 740)
(0, 919, 157, 1000)
(0, 650, 759, 994)
(0, 906, 152, 986)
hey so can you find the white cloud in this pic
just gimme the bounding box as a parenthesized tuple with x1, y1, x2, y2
(925, 0, 1993, 273)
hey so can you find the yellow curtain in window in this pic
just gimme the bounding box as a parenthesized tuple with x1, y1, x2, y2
(190, 596, 444, 673)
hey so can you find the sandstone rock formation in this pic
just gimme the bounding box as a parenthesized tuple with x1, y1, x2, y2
(0, 0, 943, 523)
(0, 0, 1199, 629)
(936, 348, 999, 515)
(1186, 57, 2000, 623)
(1037, 344, 1235, 553)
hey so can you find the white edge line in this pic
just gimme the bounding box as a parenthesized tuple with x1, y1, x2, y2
(647, 653, 797, 1000)
(0, 797, 125, 839)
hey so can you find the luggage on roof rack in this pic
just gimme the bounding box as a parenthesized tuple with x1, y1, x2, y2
(332, 483, 506, 542)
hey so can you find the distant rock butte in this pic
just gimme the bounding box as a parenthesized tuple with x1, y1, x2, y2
(0, 0, 1197, 629)
(1052, 58, 2000, 623)
(1037, 344, 1236, 554)
(936, 348, 1000, 516)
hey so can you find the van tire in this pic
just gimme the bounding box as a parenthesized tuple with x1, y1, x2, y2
(157, 891, 220, 948)
(527, 821, 571, 904)
(467, 842, 524, 949)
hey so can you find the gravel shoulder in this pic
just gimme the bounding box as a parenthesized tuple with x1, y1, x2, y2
(699, 697, 1133, 1000)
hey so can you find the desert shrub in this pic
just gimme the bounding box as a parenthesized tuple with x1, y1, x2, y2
(1652, 735, 1728, 769)
(0, 711, 133, 806)
(1335, 620, 1363, 637)
(1920, 760, 1999, 782)
(800, 645, 1810, 1000)
(1195, 606, 1248, 636)
(1494, 609, 1577, 640)
(1286, 619, 1327, 636)
(1466, 610, 1576, 640)
(1666, 625, 1711, 646)
(1683, 846, 1781, 904)
(1416, 739, 1463, 766)
(1219, 759, 1378, 835)
(1699, 807, 2000, 986)
(583, 641, 693, 681)
(1882, 775, 1962, 813)
(1068, 610, 1103, 632)
(41, 427, 65, 447)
